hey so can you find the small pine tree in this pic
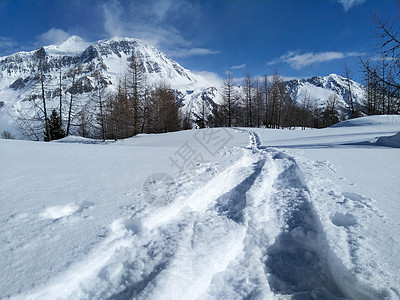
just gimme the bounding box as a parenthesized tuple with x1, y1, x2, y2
(44, 109, 65, 141)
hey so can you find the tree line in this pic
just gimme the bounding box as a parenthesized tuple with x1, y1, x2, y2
(360, 13, 400, 116)
(210, 71, 343, 129)
(201, 12, 400, 130)
(18, 50, 336, 143)
(94, 54, 180, 140)
(13, 53, 375, 142)
(16, 53, 180, 141)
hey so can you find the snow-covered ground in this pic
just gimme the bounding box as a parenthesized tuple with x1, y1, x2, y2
(1, 115, 399, 299)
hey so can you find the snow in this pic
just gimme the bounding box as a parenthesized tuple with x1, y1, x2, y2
(0, 35, 217, 136)
(44, 36, 91, 56)
(286, 73, 366, 114)
(297, 83, 337, 106)
(1, 116, 400, 299)
(331, 115, 400, 127)
(39, 203, 82, 220)
(375, 131, 400, 148)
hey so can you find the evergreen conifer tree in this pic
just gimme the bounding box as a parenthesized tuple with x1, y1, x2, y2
(44, 109, 66, 141)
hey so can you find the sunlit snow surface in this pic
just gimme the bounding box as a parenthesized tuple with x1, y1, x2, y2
(1, 115, 399, 299)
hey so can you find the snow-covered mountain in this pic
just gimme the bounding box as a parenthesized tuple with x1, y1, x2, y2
(0, 36, 215, 137)
(0, 36, 365, 137)
(286, 74, 365, 116)
(0, 36, 210, 88)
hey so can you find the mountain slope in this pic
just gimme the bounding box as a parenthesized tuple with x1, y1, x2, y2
(286, 74, 365, 116)
(0, 36, 210, 89)
(0, 36, 214, 138)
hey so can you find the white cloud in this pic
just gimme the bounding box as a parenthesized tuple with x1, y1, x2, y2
(100, 0, 217, 58)
(38, 28, 70, 45)
(127, 25, 219, 58)
(147, 0, 200, 24)
(0, 37, 17, 50)
(132, 25, 190, 49)
(149, 0, 174, 23)
(267, 51, 361, 70)
(0, 36, 19, 56)
(194, 71, 223, 87)
(336, 0, 367, 11)
(102, 0, 123, 38)
(231, 64, 246, 70)
(168, 48, 219, 58)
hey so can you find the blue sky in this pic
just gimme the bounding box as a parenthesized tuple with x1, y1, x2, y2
(0, 0, 398, 83)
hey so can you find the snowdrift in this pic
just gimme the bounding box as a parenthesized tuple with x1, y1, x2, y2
(331, 115, 400, 127)
(375, 131, 400, 148)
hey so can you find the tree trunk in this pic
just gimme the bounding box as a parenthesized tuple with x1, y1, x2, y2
(66, 74, 75, 136)
(40, 58, 50, 141)
(59, 57, 63, 128)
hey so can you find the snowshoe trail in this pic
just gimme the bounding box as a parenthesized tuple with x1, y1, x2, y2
(21, 130, 392, 299)
(264, 151, 344, 299)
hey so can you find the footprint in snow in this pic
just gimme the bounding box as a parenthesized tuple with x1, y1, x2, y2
(330, 212, 357, 228)
(342, 192, 383, 218)
(39, 201, 94, 220)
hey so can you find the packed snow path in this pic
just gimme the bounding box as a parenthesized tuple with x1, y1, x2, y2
(2, 125, 399, 299)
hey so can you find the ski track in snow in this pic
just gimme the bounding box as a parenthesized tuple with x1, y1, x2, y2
(16, 130, 396, 300)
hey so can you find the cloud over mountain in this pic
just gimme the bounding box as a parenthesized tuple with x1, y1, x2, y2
(267, 51, 362, 70)
(38, 28, 70, 46)
(101, 0, 218, 59)
(231, 64, 246, 70)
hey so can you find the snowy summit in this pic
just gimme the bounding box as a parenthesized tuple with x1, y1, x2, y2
(44, 35, 91, 55)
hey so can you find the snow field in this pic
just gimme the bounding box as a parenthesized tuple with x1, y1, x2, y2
(1, 116, 400, 299)
(299, 156, 399, 298)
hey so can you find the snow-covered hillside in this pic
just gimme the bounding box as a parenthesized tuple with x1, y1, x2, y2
(1, 115, 399, 299)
